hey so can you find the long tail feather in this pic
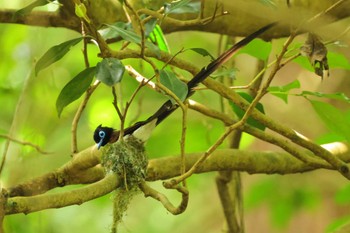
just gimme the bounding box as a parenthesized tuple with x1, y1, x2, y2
(121, 22, 276, 139)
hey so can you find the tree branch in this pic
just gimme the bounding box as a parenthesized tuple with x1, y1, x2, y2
(1, 0, 349, 39)
(0, 9, 80, 31)
(4, 142, 350, 215)
(6, 173, 120, 215)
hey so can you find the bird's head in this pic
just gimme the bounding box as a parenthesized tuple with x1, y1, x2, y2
(93, 124, 114, 149)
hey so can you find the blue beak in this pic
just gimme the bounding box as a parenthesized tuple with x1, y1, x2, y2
(97, 138, 103, 149)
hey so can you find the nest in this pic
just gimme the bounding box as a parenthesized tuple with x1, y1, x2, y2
(101, 136, 148, 188)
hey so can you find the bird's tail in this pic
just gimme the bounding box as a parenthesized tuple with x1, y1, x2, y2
(126, 22, 276, 137)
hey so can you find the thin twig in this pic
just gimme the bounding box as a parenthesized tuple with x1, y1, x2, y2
(306, 0, 347, 25)
(139, 181, 189, 215)
(0, 69, 32, 177)
(71, 82, 99, 154)
(124, 0, 146, 57)
(180, 103, 188, 186)
(71, 28, 94, 154)
(111, 86, 125, 138)
(0, 134, 50, 154)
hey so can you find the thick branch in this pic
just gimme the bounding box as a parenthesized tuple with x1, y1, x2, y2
(6, 174, 120, 215)
(1, 0, 349, 38)
(4, 142, 350, 215)
(7, 142, 350, 198)
(0, 9, 80, 30)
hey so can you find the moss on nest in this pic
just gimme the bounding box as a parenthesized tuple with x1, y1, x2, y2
(101, 136, 148, 188)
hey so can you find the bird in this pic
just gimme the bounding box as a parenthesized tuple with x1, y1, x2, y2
(94, 22, 276, 149)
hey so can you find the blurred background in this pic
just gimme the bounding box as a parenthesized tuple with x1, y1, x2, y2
(1, 1, 350, 233)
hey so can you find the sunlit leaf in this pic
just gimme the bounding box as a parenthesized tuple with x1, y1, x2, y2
(96, 58, 125, 86)
(293, 56, 313, 71)
(106, 24, 160, 57)
(149, 24, 169, 52)
(159, 70, 188, 102)
(327, 51, 350, 70)
(56, 67, 95, 117)
(294, 51, 350, 72)
(230, 92, 266, 131)
(190, 48, 215, 60)
(335, 184, 350, 204)
(326, 216, 350, 233)
(309, 100, 350, 142)
(268, 80, 301, 103)
(236, 38, 272, 61)
(316, 133, 344, 145)
(35, 37, 83, 75)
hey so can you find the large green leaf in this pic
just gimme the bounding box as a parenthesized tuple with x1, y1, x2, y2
(236, 38, 272, 61)
(159, 70, 188, 102)
(106, 24, 160, 57)
(35, 37, 83, 75)
(56, 67, 96, 117)
(309, 100, 350, 142)
(230, 92, 266, 131)
(96, 58, 125, 86)
(149, 24, 169, 53)
(327, 51, 350, 70)
(99, 22, 128, 40)
(294, 51, 350, 72)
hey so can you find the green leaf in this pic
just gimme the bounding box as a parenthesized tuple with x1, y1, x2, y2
(236, 38, 272, 61)
(294, 51, 350, 72)
(297, 91, 350, 103)
(293, 56, 313, 71)
(309, 100, 350, 142)
(56, 67, 96, 117)
(75, 3, 91, 23)
(268, 80, 301, 103)
(335, 184, 350, 204)
(164, 0, 200, 14)
(230, 92, 266, 131)
(189, 48, 215, 60)
(326, 216, 350, 233)
(15, 0, 50, 17)
(96, 58, 125, 86)
(159, 70, 188, 102)
(106, 24, 161, 57)
(144, 18, 158, 37)
(327, 51, 350, 70)
(35, 37, 83, 75)
(99, 22, 127, 40)
(149, 24, 169, 53)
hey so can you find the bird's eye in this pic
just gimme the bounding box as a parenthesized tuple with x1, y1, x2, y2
(99, 131, 106, 138)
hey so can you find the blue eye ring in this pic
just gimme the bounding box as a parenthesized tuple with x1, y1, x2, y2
(99, 131, 106, 138)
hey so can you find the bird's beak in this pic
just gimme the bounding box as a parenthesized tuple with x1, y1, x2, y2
(97, 139, 103, 149)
